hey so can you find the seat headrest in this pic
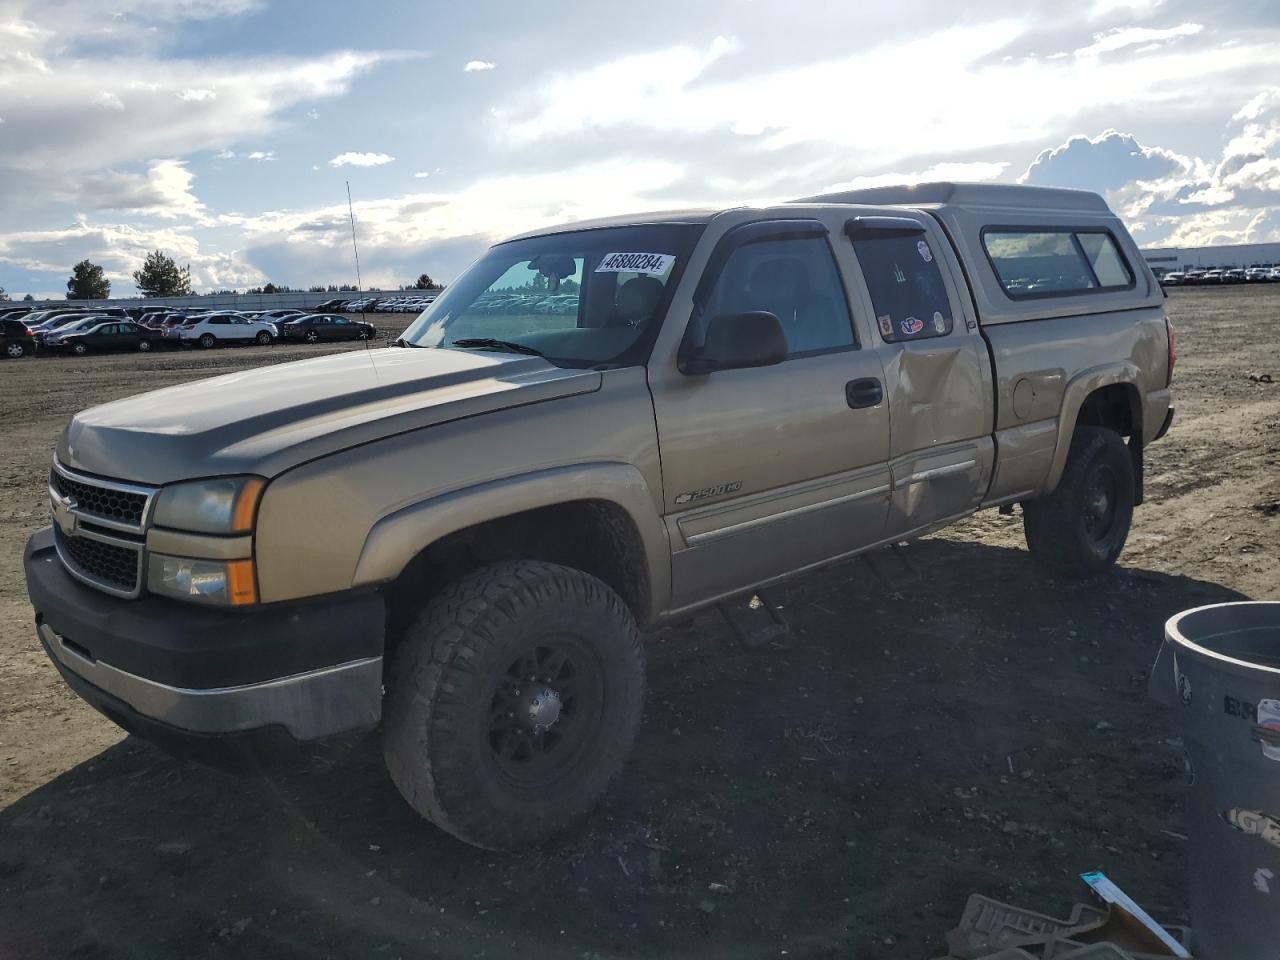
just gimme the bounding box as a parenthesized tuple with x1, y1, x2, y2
(616, 275, 665, 323)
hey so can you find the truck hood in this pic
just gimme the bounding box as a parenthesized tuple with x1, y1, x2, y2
(58, 347, 601, 485)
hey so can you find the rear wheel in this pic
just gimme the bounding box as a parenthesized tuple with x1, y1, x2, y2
(1024, 426, 1134, 578)
(255, 330, 272, 345)
(304, 329, 319, 344)
(72, 342, 88, 356)
(198, 333, 216, 349)
(382, 561, 644, 849)
(4, 341, 25, 359)
(137, 339, 151, 352)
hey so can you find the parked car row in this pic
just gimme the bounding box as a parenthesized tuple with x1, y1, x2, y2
(1160, 265, 1280, 285)
(320, 295, 437, 313)
(0, 303, 377, 359)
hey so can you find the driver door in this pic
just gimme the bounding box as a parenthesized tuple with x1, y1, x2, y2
(648, 217, 892, 610)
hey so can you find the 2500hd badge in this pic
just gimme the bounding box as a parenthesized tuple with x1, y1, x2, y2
(674, 481, 743, 505)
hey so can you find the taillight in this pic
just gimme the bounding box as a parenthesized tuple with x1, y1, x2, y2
(1165, 319, 1177, 386)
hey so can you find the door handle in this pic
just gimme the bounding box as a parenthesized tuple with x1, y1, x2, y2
(846, 377, 883, 409)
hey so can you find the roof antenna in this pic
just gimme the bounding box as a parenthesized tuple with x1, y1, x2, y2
(346, 180, 373, 354)
(346, 179, 363, 293)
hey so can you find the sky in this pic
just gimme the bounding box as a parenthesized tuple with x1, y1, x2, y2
(2, 0, 1280, 298)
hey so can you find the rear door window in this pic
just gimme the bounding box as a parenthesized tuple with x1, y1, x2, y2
(849, 234, 954, 343)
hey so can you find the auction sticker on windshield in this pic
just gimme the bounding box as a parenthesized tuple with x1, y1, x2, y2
(595, 253, 675, 275)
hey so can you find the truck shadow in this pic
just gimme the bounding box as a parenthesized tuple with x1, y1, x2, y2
(0, 538, 1248, 960)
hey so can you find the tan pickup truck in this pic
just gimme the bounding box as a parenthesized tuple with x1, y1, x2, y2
(24, 182, 1174, 848)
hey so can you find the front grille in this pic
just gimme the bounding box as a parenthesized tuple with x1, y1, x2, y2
(55, 527, 142, 593)
(50, 469, 148, 526)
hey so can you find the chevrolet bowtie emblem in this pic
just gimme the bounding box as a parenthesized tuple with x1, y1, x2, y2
(52, 496, 78, 537)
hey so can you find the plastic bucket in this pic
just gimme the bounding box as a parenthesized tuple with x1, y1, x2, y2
(1149, 601, 1280, 960)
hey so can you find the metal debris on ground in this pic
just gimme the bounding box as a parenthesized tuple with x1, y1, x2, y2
(934, 891, 1193, 959)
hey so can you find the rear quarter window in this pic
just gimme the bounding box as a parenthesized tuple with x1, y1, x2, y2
(983, 228, 1134, 299)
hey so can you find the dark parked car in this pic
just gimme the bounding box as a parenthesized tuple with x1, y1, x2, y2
(313, 298, 350, 312)
(50, 321, 165, 355)
(257, 308, 307, 323)
(124, 305, 170, 321)
(278, 313, 377, 343)
(1, 317, 35, 359)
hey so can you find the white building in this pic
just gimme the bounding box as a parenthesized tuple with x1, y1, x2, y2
(1141, 241, 1280, 276)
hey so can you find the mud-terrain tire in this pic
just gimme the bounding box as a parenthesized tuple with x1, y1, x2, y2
(382, 561, 644, 850)
(1024, 426, 1134, 578)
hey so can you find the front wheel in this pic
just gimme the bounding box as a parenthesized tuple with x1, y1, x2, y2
(1023, 426, 1134, 578)
(198, 333, 216, 349)
(255, 330, 272, 345)
(382, 561, 644, 849)
(72, 342, 88, 356)
(137, 339, 151, 352)
(304, 330, 319, 344)
(356, 328, 371, 340)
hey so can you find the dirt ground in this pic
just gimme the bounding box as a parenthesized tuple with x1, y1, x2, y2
(1, 290, 1277, 959)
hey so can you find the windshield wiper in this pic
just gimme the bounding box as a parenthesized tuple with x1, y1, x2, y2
(450, 338, 544, 357)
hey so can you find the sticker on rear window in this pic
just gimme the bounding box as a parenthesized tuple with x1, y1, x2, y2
(595, 253, 675, 275)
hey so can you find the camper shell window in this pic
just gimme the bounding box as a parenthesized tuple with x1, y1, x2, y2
(982, 228, 1135, 300)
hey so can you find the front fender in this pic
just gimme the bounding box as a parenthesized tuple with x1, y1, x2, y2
(1044, 361, 1141, 493)
(351, 462, 671, 621)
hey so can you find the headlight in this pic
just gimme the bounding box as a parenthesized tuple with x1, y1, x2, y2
(153, 476, 265, 534)
(148, 554, 257, 606)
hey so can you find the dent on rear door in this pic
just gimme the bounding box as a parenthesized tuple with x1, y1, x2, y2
(841, 220, 995, 534)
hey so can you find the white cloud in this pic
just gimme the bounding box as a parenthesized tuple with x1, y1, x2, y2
(0, 32, 390, 171)
(214, 148, 235, 159)
(247, 150, 274, 160)
(64, 158, 210, 222)
(0, 217, 262, 291)
(306, 108, 319, 119)
(1073, 23, 1202, 58)
(1088, 0, 1167, 17)
(1020, 129, 1193, 191)
(221, 159, 686, 288)
(1025, 91, 1280, 247)
(499, 25, 1268, 173)
(463, 60, 495, 72)
(413, 171, 430, 178)
(821, 161, 1011, 193)
(329, 151, 394, 167)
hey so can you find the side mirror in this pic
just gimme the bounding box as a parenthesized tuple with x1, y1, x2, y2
(680, 311, 787, 374)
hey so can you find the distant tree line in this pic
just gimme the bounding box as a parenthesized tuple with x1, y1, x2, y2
(41, 252, 444, 301)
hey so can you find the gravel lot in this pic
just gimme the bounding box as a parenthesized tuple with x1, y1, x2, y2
(1, 289, 1278, 959)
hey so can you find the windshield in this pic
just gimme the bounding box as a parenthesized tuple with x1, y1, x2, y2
(400, 223, 705, 368)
